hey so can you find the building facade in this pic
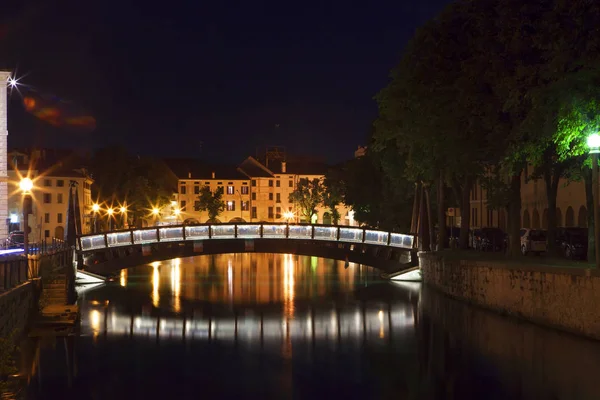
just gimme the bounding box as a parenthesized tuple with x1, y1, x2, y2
(0, 71, 11, 239)
(8, 149, 94, 243)
(460, 168, 587, 231)
(168, 156, 356, 226)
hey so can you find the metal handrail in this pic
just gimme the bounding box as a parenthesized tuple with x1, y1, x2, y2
(77, 223, 414, 252)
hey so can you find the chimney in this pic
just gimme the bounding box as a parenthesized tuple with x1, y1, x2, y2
(281, 161, 286, 173)
(188, 172, 191, 178)
(211, 171, 215, 179)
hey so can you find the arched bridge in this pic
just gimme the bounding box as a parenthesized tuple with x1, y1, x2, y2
(76, 223, 415, 276)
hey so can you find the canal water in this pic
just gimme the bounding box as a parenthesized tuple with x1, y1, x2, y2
(15, 253, 600, 399)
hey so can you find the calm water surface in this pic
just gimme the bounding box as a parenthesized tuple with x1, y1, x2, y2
(18, 253, 600, 399)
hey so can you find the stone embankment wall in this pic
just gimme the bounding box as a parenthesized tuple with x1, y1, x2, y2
(0, 281, 37, 339)
(419, 252, 600, 340)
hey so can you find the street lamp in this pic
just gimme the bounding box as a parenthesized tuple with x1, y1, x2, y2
(120, 206, 127, 229)
(19, 177, 33, 256)
(91, 203, 100, 233)
(283, 211, 294, 223)
(107, 207, 114, 231)
(152, 207, 160, 226)
(588, 133, 600, 268)
(174, 208, 181, 224)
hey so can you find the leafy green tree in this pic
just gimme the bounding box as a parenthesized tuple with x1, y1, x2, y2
(323, 171, 344, 225)
(288, 178, 324, 223)
(197, 186, 225, 221)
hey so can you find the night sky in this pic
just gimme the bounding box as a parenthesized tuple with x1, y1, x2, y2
(2, 0, 452, 164)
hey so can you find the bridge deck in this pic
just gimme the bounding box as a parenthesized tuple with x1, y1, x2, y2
(77, 223, 414, 253)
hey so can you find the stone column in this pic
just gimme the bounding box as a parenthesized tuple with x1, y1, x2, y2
(0, 71, 10, 240)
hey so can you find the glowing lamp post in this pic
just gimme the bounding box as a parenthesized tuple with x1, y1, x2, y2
(152, 208, 160, 226)
(174, 208, 181, 224)
(107, 207, 114, 231)
(19, 178, 33, 256)
(283, 211, 294, 223)
(588, 133, 600, 268)
(91, 203, 100, 233)
(120, 206, 127, 229)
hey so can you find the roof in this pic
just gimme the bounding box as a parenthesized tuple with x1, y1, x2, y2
(163, 158, 248, 180)
(237, 157, 274, 178)
(266, 158, 330, 176)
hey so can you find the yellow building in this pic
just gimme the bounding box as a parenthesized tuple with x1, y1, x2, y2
(167, 156, 356, 225)
(463, 168, 587, 231)
(8, 149, 94, 242)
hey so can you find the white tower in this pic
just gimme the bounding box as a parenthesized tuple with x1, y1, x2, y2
(0, 71, 10, 239)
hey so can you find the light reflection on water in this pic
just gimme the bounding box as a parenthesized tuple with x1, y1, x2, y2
(17, 253, 600, 400)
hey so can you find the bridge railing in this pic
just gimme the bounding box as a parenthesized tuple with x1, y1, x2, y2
(77, 223, 414, 253)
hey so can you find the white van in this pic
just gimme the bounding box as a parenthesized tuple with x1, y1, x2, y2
(520, 228, 547, 255)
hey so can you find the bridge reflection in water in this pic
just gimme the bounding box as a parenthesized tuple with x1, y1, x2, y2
(82, 253, 415, 345)
(86, 302, 415, 344)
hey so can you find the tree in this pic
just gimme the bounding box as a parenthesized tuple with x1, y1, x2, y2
(197, 186, 225, 221)
(90, 146, 175, 227)
(323, 170, 344, 225)
(288, 178, 324, 223)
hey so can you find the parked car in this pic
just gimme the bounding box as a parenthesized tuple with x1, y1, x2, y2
(520, 228, 547, 255)
(556, 227, 587, 260)
(6, 231, 25, 249)
(474, 228, 506, 252)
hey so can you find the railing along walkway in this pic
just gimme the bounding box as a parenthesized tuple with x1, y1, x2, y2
(77, 223, 414, 252)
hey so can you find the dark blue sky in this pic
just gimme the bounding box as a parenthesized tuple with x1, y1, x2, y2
(2, 0, 452, 164)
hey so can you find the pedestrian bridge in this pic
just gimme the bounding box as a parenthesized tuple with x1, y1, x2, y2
(76, 223, 416, 276)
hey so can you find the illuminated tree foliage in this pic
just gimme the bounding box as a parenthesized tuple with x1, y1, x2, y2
(288, 178, 324, 223)
(197, 186, 225, 221)
(374, 0, 600, 256)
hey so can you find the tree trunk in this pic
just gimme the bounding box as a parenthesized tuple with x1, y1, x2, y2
(459, 176, 472, 249)
(437, 170, 447, 251)
(411, 182, 421, 234)
(424, 183, 435, 250)
(507, 171, 522, 257)
(419, 184, 431, 251)
(583, 167, 594, 262)
(544, 167, 561, 254)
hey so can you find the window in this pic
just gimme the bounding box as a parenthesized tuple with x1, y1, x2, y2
(194, 185, 200, 194)
(227, 186, 235, 195)
(217, 186, 224, 193)
(268, 207, 274, 219)
(43, 193, 51, 204)
(44, 179, 52, 187)
(44, 230, 50, 238)
(276, 207, 281, 219)
(269, 193, 273, 201)
(227, 201, 235, 211)
(251, 207, 257, 219)
(180, 185, 187, 195)
(289, 180, 293, 187)
(56, 180, 64, 187)
(181, 200, 187, 210)
(205, 182, 210, 185)
(217, 182, 223, 185)
(57, 193, 63, 204)
(268, 180, 273, 187)
(241, 201, 249, 211)
(252, 193, 256, 201)
(276, 193, 281, 203)
(194, 201, 201, 211)
(57, 213, 63, 223)
(241, 186, 249, 195)
(251, 180, 256, 187)
(276, 180, 280, 187)
(44, 213, 50, 223)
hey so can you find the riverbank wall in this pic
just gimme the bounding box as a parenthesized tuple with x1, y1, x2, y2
(419, 252, 600, 340)
(0, 280, 39, 340)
